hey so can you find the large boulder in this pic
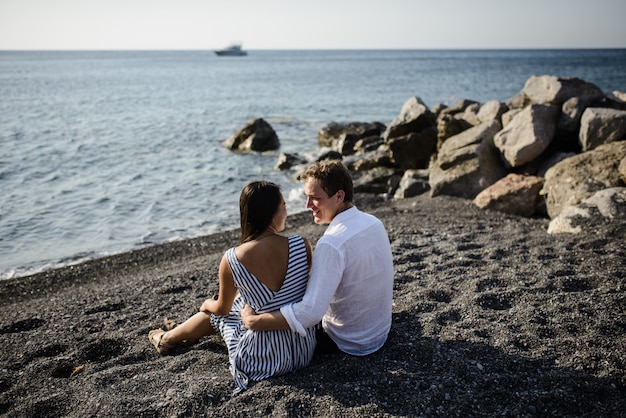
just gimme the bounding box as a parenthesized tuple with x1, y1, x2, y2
(454, 103, 482, 126)
(521, 75, 605, 106)
(606, 91, 626, 110)
(437, 114, 472, 148)
(343, 150, 393, 172)
(352, 166, 398, 195)
(223, 118, 280, 152)
(438, 99, 480, 117)
(541, 141, 626, 218)
(274, 152, 307, 170)
(501, 108, 523, 128)
(536, 151, 576, 178)
(579, 107, 626, 151)
(429, 120, 506, 199)
(493, 104, 560, 168)
(383, 97, 436, 141)
(547, 187, 626, 234)
(384, 128, 438, 170)
(317, 122, 384, 149)
(556, 96, 598, 148)
(473, 173, 544, 217)
(477, 100, 508, 124)
(393, 169, 430, 198)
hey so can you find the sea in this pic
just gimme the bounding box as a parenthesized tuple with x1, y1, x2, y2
(2, 49, 626, 280)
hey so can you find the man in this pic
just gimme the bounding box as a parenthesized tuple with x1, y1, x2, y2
(242, 160, 394, 355)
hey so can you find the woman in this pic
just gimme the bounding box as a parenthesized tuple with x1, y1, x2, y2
(148, 180, 316, 393)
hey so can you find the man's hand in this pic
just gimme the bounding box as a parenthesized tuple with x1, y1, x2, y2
(241, 304, 290, 330)
(241, 304, 258, 329)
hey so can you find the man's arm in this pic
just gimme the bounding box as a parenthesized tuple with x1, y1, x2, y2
(242, 242, 343, 334)
(241, 304, 290, 330)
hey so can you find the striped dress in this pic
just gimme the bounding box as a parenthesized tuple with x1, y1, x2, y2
(210, 235, 316, 393)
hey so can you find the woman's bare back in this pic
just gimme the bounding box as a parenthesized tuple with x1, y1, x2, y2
(234, 235, 290, 292)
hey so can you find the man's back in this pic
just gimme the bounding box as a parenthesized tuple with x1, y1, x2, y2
(316, 207, 394, 355)
(246, 160, 394, 356)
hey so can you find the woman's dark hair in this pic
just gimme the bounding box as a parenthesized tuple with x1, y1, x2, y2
(302, 160, 353, 203)
(239, 180, 282, 243)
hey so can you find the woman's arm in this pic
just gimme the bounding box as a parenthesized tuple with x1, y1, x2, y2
(200, 254, 237, 315)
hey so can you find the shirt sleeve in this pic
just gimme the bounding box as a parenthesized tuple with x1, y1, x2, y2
(280, 241, 344, 336)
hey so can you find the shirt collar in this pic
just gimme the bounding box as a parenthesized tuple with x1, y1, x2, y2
(329, 205, 358, 226)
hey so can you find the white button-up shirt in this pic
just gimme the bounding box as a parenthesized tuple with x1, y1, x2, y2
(281, 206, 394, 356)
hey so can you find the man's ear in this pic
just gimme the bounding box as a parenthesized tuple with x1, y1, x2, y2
(336, 189, 345, 203)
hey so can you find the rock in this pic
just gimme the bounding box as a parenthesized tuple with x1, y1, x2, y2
(547, 187, 626, 234)
(352, 166, 398, 194)
(455, 103, 482, 126)
(473, 173, 544, 217)
(439, 99, 480, 117)
(585, 187, 626, 218)
(604, 91, 626, 110)
(477, 100, 508, 124)
(318, 122, 384, 149)
(494, 104, 560, 168)
(222, 118, 280, 152)
(432, 102, 447, 116)
(610, 90, 626, 103)
(557, 96, 594, 142)
(393, 169, 430, 198)
(385, 128, 437, 170)
(521, 75, 605, 106)
(506, 92, 527, 109)
(536, 152, 576, 178)
(337, 133, 361, 156)
(316, 150, 343, 162)
(383, 97, 436, 141)
(343, 150, 393, 172)
(546, 205, 590, 234)
(541, 141, 626, 218)
(501, 108, 523, 128)
(274, 152, 307, 170)
(429, 120, 506, 199)
(437, 114, 473, 147)
(354, 136, 384, 153)
(579, 107, 626, 151)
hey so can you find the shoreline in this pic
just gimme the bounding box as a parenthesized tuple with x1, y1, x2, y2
(0, 209, 316, 304)
(1, 193, 625, 417)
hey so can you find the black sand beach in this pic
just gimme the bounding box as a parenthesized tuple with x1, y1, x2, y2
(1, 193, 625, 417)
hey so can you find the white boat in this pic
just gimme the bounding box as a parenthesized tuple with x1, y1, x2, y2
(214, 44, 247, 56)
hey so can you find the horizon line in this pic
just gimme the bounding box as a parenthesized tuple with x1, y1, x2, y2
(1, 46, 626, 52)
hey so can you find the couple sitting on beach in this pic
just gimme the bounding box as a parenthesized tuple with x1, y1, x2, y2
(148, 160, 394, 393)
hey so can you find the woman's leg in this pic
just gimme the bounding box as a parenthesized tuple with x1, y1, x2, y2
(161, 311, 216, 346)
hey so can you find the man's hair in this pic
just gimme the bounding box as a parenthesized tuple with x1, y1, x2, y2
(303, 160, 353, 203)
(239, 180, 282, 243)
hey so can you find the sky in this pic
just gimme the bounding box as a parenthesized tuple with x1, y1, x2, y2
(1, 0, 625, 50)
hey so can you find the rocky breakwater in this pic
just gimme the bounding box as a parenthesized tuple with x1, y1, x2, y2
(229, 75, 625, 235)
